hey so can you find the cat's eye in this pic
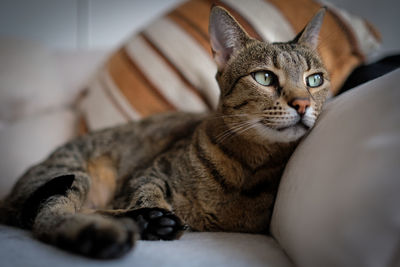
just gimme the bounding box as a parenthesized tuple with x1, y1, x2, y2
(306, 73, 323, 87)
(252, 71, 276, 86)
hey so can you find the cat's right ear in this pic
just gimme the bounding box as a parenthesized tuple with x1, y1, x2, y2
(209, 6, 250, 71)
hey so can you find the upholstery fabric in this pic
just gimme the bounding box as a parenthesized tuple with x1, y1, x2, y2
(271, 69, 400, 267)
(0, 225, 294, 267)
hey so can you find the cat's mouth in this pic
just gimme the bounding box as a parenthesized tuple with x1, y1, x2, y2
(256, 119, 311, 142)
(276, 122, 309, 132)
(259, 118, 310, 132)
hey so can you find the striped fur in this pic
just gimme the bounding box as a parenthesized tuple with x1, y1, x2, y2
(2, 7, 330, 258)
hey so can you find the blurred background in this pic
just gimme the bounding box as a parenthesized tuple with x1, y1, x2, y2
(0, 0, 398, 56)
(0, 0, 182, 50)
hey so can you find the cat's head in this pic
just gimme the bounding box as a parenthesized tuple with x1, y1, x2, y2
(209, 6, 330, 143)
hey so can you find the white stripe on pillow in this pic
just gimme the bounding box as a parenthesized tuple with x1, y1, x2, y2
(82, 75, 129, 130)
(102, 70, 141, 120)
(144, 17, 220, 109)
(222, 0, 295, 42)
(125, 35, 208, 113)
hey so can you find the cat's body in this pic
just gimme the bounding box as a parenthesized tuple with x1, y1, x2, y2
(2, 111, 293, 232)
(0, 6, 330, 258)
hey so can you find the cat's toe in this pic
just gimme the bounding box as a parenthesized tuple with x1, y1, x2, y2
(124, 207, 186, 241)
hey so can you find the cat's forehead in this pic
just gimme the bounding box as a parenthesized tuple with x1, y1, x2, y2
(243, 41, 324, 72)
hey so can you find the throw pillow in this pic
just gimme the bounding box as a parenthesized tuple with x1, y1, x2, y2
(271, 69, 400, 267)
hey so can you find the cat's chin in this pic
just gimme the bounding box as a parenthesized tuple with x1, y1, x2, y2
(276, 122, 309, 132)
(255, 122, 310, 143)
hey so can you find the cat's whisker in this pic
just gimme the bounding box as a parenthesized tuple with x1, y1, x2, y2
(262, 115, 296, 119)
(215, 120, 257, 144)
(215, 121, 252, 143)
(206, 115, 249, 122)
(261, 116, 295, 121)
(220, 119, 260, 143)
(234, 121, 260, 137)
(260, 118, 296, 129)
(206, 113, 265, 121)
(220, 122, 257, 143)
(214, 122, 245, 143)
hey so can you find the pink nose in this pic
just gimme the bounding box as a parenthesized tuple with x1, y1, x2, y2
(290, 98, 311, 115)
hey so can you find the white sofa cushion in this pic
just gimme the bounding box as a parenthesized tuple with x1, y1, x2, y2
(0, 225, 293, 267)
(0, 39, 68, 124)
(0, 110, 77, 199)
(271, 69, 400, 267)
(0, 39, 108, 199)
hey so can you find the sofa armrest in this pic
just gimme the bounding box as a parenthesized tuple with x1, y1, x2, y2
(271, 69, 400, 267)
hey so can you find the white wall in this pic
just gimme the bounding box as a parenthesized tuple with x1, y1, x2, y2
(0, 0, 183, 50)
(0, 0, 398, 56)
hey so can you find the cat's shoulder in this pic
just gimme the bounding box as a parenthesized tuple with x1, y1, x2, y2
(85, 112, 208, 143)
(139, 112, 208, 127)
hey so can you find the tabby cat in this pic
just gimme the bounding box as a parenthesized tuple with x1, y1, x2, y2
(0, 6, 329, 258)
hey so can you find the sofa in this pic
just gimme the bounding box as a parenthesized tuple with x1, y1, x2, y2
(0, 1, 399, 267)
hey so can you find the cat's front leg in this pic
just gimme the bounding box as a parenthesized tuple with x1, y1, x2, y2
(108, 176, 186, 240)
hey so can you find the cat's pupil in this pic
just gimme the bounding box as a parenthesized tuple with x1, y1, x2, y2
(253, 71, 275, 86)
(306, 73, 323, 87)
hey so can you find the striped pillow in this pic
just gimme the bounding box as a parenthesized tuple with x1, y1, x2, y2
(79, 0, 381, 132)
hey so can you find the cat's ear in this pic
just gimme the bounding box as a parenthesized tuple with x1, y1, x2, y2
(293, 7, 326, 49)
(209, 6, 250, 71)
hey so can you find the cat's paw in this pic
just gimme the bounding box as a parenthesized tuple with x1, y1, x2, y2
(56, 217, 138, 259)
(124, 208, 186, 240)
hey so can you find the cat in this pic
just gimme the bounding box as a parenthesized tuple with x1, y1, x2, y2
(0, 6, 329, 259)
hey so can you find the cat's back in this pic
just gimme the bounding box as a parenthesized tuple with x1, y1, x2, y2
(113, 111, 206, 145)
(128, 112, 206, 141)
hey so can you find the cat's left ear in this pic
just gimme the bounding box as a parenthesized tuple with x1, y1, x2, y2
(209, 6, 251, 71)
(293, 7, 326, 49)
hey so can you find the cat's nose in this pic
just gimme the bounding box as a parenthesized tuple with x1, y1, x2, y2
(289, 98, 311, 115)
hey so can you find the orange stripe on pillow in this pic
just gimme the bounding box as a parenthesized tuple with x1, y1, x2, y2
(266, 0, 319, 33)
(174, 0, 211, 41)
(78, 114, 89, 135)
(326, 8, 364, 60)
(141, 33, 214, 110)
(168, 12, 211, 54)
(107, 48, 177, 117)
(144, 17, 220, 108)
(170, 0, 211, 40)
(102, 69, 142, 120)
(99, 74, 135, 121)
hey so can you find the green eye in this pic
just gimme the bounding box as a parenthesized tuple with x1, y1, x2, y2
(252, 71, 276, 86)
(306, 73, 323, 87)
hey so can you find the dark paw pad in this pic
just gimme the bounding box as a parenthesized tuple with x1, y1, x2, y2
(124, 208, 186, 241)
